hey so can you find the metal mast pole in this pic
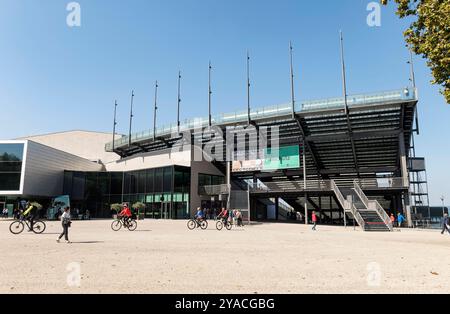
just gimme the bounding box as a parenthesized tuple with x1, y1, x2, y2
(340, 31, 350, 226)
(128, 91, 134, 147)
(247, 51, 251, 124)
(208, 61, 212, 127)
(303, 139, 308, 225)
(407, 46, 420, 135)
(153, 81, 159, 141)
(112, 100, 118, 151)
(177, 71, 181, 135)
(289, 42, 296, 119)
(340, 31, 349, 115)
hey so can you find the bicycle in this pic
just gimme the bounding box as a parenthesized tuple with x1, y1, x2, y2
(187, 218, 208, 230)
(9, 217, 46, 235)
(216, 217, 233, 231)
(111, 216, 137, 231)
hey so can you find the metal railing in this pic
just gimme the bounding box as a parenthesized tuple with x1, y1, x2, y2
(249, 180, 332, 193)
(301, 88, 416, 111)
(353, 181, 370, 208)
(199, 184, 230, 196)
(331, 180, 349, 211)
(355, 177, 406, 190)
(351, 204, 366, 231)
(354, 180, 393, 231)
(369, 200, 393, 231)
(105, 88, 417, 151)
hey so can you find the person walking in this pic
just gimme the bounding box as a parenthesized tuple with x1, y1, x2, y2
(13, 208, 19, 219)
(390, 213, 395, 227)
(312, 211, 318, 231)
(2, 207, 8, 218)
(441, 213, 450, 235)
(397, 212, 406, 228)
(57, 207, 72, 244)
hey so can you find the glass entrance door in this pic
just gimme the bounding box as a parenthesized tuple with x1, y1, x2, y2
(161, 202, 171, 219)
(152, 203, 161, 219)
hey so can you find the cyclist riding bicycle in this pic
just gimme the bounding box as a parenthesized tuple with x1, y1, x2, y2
(195, 207, 205, 222)
(118, 203, 132, 226)
(22, 202, 37, 231)
(217, 207, 228, 222)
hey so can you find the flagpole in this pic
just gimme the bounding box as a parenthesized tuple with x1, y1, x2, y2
(208, 61, 212, 127)
(153, 81, 158, 141)
(247, 51, 251, 124)
(128, 91, 134, 147)
(289, 41, 295, 119)
(340, 31, 349, 114)
(112, 100, 118, 151)
(177, 71, 182, 135)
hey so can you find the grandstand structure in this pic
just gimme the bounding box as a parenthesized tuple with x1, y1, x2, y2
(105, 87, 425, 231)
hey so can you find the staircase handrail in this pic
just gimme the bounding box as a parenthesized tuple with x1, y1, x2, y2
(351, 204, 365, 230)
(331, 180, 348, 210)
(353, 180, 370, 208)
(354, 180, 393, 231)
(370, 200, 394, 231)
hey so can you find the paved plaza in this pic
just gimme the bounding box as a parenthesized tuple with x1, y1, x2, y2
(0, 219, 449, 294)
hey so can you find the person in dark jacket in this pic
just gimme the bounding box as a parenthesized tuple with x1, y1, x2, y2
(441, 214, 450, 235)
(57, 207, 72, 244)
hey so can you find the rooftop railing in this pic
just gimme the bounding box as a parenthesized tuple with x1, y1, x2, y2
(106, 87, 417, 152)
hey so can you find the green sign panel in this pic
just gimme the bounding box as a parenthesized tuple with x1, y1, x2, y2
(263, 146, 300, 171)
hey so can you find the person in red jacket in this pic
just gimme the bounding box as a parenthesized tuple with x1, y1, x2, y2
(119, 203, 132, 225)
(312, 211, 318, 231)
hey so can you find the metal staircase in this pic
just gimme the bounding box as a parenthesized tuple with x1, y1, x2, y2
(331, 180, 392, 232)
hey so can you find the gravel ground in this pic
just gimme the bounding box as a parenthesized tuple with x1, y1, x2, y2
(0, 219, 449, 294)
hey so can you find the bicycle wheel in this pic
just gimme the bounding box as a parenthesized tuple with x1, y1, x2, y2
(9, 221, 24, 235)
(187, 220, 196, 230)
(127, 220, 137, 231)
(216, 220, 224, 231)
(225, 221, 233, 231)
(32, 221, 46, 234)
(200, 220, 208, 230)
(111, 220, 122, 231)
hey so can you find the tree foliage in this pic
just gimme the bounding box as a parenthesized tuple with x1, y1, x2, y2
(110, 203, 123, 212)
(132, 202, 146, 213)
(382, 0, 450, 103)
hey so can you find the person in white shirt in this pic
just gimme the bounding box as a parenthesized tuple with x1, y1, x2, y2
(57, 207, 72, 243)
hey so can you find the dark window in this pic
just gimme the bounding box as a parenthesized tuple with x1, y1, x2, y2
(146, 169, 154, 193)
(138, 171, 146, 194)
(0, 143, 24, 191)
(98, 172, 110, 196)
(198, 174, 224, 194)
(110, 173, 123, 195)
(154, 168, 163, 193)
(129, 172, 138, 194)
(63, 171, 73, 195)
(163, 167, 172, 192)
(0, 173, 21, 190)
(85, 173, 99, 201)
(0, 144, 24, 161)
(0, 162, 22, 172)
(123, 173, 131, 194)
(71, 172, 85, 201)
(174, 170, 183, 193)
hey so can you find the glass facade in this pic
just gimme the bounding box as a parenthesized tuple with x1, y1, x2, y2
(0, 143, 24, 191)
(198, 173, 225, 194)
(63, 166, 191, 219)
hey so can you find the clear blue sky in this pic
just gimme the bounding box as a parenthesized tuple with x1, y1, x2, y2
(0, 0, 448, 205)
